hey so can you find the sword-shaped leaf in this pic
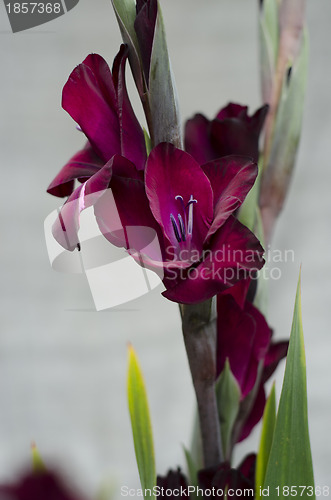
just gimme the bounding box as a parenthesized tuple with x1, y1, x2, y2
(127, 344, 156, 499)
(111, 0, 144, 95)
(263, 273, 315, 495)
(148, 2, 182, 147)
(255, 384, 276, 497)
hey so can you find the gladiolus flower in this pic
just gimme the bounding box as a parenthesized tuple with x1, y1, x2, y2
(185, 103, 268, 164)
(52, 143, 264, 304)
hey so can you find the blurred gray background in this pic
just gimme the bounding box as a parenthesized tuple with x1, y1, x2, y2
(1, 0, 330, 496)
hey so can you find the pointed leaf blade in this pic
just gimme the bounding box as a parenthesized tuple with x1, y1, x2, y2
(215, 358, 241, 460)
(111, 0, 144, 95)
(183, 446, 198, 499)
(259, 0, 279, 102)
(148, 2, 182, 147)
(31, 443, 46, 473)
(255, 384, 276, 497)
(127, 344, 156, 499)
(263, 273, 315, 494)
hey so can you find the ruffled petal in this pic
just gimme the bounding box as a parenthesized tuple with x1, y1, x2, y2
(94, 172, 163, 259)
(202, 156, 258, 239)
(47, 142, 103, 197)
(52, 159, 114, 250)
(216, 103, 248, 121)
(162, 216, 264, 304)
(62, 54, 121, 162)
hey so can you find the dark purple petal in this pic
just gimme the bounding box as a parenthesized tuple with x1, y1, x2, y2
(210, 119, 256, 162)
(157, 468, 191, 498)
(62, 54, 121, 162)
(210, 104, 269, 162)
(0, 471, 84, 500)
(238, 383, 266, 442)
(184, 113, 215, 164)
(82, 52, 117, 104)
(198, 457, 254, 495)
(94, 172, 164, 259)
(202, 156, 258, 240)
(238, 453, 256, 484)
(220, 278, 251, 309)
(134, 0, 158, 85)
(52, 159, 114, 250)
(111, 45, 147, 170)
(145, 143, 213, 251)
(262, 340, 288, 383)
(47, 142, 103, 197)
(245, 302, 272, 361)
(198, 462, 229, 492)
(185, 103, 268, 164)
(217, 296, 271, 397)
(217, 295, 256, 394)
(249, 104, 270, 135)
(216, 103, 248, 121)
(162, 216, 264, 304)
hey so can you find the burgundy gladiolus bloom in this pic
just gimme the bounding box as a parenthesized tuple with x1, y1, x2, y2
(157, 468, 191, 498)
(216, 281, 288, 441)
(0, 471, 85, 500)
(47, 45, 146, 198)
(198, 454, 256, 498)
(52, 143, 265, 304)
(185, 103, 268, 164)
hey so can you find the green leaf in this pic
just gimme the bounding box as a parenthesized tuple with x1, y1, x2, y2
(183, 447, 198, 499)
(148, 2, 182, 147)
(31, 443, 46, 473)
(188, 408, 203, 476)
(127, 344, 156, 499)
(263, 272, 315, 495)
(259, 0, 279, 102)
(111, 0, 144, 95)
(266, 29, 308, 206)
(255, 384, 276, 497)
(215, 359, 241, 460)
(143, 128, 152, 156)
